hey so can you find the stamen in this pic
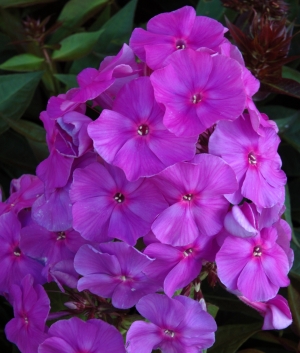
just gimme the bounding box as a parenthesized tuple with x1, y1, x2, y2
(192, 93, 201, 104)
(164, 329, 175, 338)
(183, 194, 193, 201)
(248, 152, 257, 165)
(253, 246, 262, 257)
(175, 39, 186, 50)
(56, 231, 66, 240)
(183, 248, 193, 257)
(137, 124, 149, 136)
(114, 193, 125, 203)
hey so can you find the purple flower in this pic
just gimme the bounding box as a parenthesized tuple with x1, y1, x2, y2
(38, 317, 126, 353)
(144, 235, 216, 297)
(150, 49, 246, 137)
(130, 6, 226, 70)
(75, 242, 159, 309)
(71, 44, 140, 106)
(88, 77, 197, 181)
(239, 295, 292, 330)
(126, 294, 216, 353)
(209, 114, 286, 208)
(151, 154, 237, 246)
(70, 161, 168, 245)
(216, 226, 290, 302)
(5, 275, 50, 353)
(0, 174, 43, 216)
(0, 212, 45, 294)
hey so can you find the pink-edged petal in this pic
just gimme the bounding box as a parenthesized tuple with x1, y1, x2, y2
(237, 259, 278, 302)
(38, 337, 75, 353)
(164, 257, 202, 297)
(136, 293, 185, 329)
(126, 321, 162, 353)
(263, 295, 292, 330)
(152, 202, 199, 246)
(216, 236, 252, 290)
(74, 245, 121, 276)
(88, 110, 135, 163)
(259, 159, 286, 188)
(261, 245, 290, 288)
(224, 205, 257, 238)
(77, 274, 118, 297)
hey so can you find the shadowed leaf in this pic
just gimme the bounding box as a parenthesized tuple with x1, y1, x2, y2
(0, 54, 44, 72)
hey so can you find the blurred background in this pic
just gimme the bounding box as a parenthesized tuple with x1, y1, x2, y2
(0, 0, 300, 352)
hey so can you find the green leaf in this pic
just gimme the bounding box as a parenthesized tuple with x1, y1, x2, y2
(282, 115, 300, 153)
(288, 274, 300, 337)
(0, 54, 44, 72)
(279, 143, 300, 177)
(282, 66, 300, 84)
(207, 303, 219, 318)
(238, 350, 265, 353)
(0, 118, 46, 143)
(93, 0, 138, 54)
(0, 71, 43, 134)
(196, 0, 224, 20)
(284, 184, 299, 247)
(49, 0, 108, 43)
(258, 105, 300, 133)
(208, 323, 261, 353)
(264, 78, 300, 99)
(0, 0, 57, 7)
(54, 74, 77, 89)
(52, 29, 104, 61)
(0, 130, 37, 172)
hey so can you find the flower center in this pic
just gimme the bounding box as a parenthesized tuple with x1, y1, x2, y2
(183, 193, 193, 201)
(175, 39, 186, 50)
(56, 231, 66, 240)
(192, 93, 202, 104)
(253, 246, 262, 257)
(248, 152, 257, 165)
(183, 248, 193, 257)
(13, 247, 21, 257)
(114, 193, 125, 203)
(164, 329, 175, 338)
(137, 124, 149, 136)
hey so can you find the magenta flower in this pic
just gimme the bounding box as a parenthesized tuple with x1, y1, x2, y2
(151, 154, 237, 246)
(216, 226, 290, 302)
(150, 49, 246, 137)
(71, 44, 140, 106)
(0, 212, 45, 294)
(126, 294, 216, 353)
(209, 114, 286, 208)
(130, 6, 226, 70)
(38, 317, 126, 353)
(70, 161, 167, 245)
(5, 275, 50, 353)
(239, 295, 292, 330)
(75, 242, 159, 309)
(0, 174, 43, 216)
(88, 77, 197, 181)
(144, 235, 216, 297)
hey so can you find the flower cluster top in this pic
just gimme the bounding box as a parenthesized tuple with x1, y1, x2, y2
(0, 6, 293, 353)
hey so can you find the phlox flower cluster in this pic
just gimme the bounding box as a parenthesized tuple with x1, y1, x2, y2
(0, 6, 293, 353)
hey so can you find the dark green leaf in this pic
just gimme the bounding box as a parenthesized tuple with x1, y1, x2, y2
(0, 129, 37, 172)
(279, 143, 300, 177)
(282, 115, 300, 153)
(0, 0, 57, 7)
(49, 0, 108, 43)
(288, 274, 300, 337)
(238, 350, 265, 353)
(291, 234, 300, 276)
(1, 118, 46, 143)
(0, 71, 43, 134)
(284, 184, 299, 248)
(54, 73, 77, 89)
(0, 54, 44, 72)
(93, 0, 138, 54)
(196, 0, 224, 20)
(208, 323, 261, 353)
(289, 178, 300, 222)
(282, 66, 300, 84)
(207, 303, 219, 318)
(27, 139, 49, 163)
(258, 105, 299, 133)
(52, 29, 104, 61)
(264, 78, 300, 99)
